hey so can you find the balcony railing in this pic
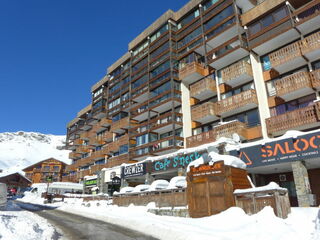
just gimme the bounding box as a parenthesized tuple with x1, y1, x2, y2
(179, 62, 209, 82)
(268, 41, 303, 70)
(62, 175, 78, 183)
(69, 152, 81, 160)
(295, 1, 320, 25)
(216, 89, 258, 116)
(77, 169, 91, 179)
(77, 145, 91, 153)
(191, 102, 217, 122)
(274, 71, 312, 97)
(190, 77, 217, 99)
(300, 31, 320, 56)
(80, 131, 91, 140)
(110, 117, 131, 132)
(65, 165, 77, 172)
(311, 69, 320, 89)
(186, 120, 260, 148)
(106, 154, 130, 168)
(266, 102, 320, 135)
(220, 60, 253, 86)
(90, 164, 108, 173)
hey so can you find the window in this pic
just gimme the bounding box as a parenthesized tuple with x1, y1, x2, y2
(177, 27, 202, 49)
(150, 24, 169, 43)
(119, 145, 129, 155)
(93, 88, 103, 98)
(93, 100, 105, 110)
(108, 98, 120, 109)
(53, 166, 60, 171)
(248, 6, 288, 37)
(221, 82, 254, 99)
(204, 5, 234, 32)
(224, 109, 260, 127)
(178, 9, 200, 30)
(150, 61, 170, 78)
(132, 74, 148, 89)
(270, 94, 316, 117)
(112, 112, 128, 122)
(151, 81, 171, 96)
(203, 0, 219, 11)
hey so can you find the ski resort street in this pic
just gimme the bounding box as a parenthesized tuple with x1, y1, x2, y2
(2, 200, 157, 240)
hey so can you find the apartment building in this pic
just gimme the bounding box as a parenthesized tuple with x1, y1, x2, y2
(64, 0, 320, 206)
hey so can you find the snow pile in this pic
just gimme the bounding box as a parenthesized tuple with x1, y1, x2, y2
(234, 182, 287, 194)
(0, 131, 70, 174)
(167, 176, 187, 189)
(0, 210, 56, 240)
(132, 184, 150, 193)
(187, 151, 246, 172)
(149, 180, 169, 191)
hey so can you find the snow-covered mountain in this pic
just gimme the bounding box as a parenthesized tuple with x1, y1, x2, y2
(0, 131, 70, 175)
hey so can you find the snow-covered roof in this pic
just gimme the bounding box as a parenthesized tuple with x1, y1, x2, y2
(187, 151, 246, 172)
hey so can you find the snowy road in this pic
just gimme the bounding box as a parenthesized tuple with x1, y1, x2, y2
(15, 201, 158, 240)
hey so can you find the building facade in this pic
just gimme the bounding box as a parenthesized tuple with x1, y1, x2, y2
(64, 0, 320, 206)
(23, 158, 67, 183)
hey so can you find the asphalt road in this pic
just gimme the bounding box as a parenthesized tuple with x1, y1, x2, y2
(15, 201, 158, 240)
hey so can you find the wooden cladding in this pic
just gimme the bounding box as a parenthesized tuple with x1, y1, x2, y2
(106, 154, 130, 168)
(274, 71, 312, 96)
(191, 102, 217, 121)
(216, 89, 258, 116)
(266, 102, 320, 135)
(179, 62, 209, 81)
(221, 60, 253, 84)
(69, 152, 81, 160)
(190, 77, 217, 98)
(110, 117, 131, 132)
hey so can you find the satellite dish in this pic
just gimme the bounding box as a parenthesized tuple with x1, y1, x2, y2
(232, 133, 241, 143)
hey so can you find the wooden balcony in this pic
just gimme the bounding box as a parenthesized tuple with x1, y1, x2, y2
(216, 89, 258, 117)
(103, 131, 114, 142)
(90, 164, 108, 173)
(116, 134, 129, 146)
(191, 102, 218, 124)
(300, 30, 320, 62)
(269, 41, 306, 74)
(80, 131, 91, 140)
(91, 150, 106, 161)
(190, 77, 217, 100)
(311, 69, 320, 90)
(266, 102, 320, 136)
(149, 112, 183, 134)
(110, 117, 132, 133)
(179, 62, 209, 85)
(77, 145, 91, 153)
(274, 71, 313, 101)
(62, 175, 78, 183)
(74, 138, 83, 146)
(106, 154, 130, 168)
(77, 169, 91, 179)
(90, 138, 105, 146)
(69, 152, 81, 160)
(220, 60, 253, 87)
(186, 121, 262, 148)
(65, 165, 77, 172)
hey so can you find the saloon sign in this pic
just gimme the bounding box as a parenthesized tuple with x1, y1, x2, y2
(230, 131, 320, 168)
(153, 151, 204, 172)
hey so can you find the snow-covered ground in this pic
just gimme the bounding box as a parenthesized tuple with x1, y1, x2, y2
(18, 194, 320, 240)
(0, 131, 70, 175)
(0, 202, 57, 240)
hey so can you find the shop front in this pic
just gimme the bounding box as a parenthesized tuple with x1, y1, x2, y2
(101, 167, 121, 196)
(121, 161, 150, 187)
(229, 130, 320, 207)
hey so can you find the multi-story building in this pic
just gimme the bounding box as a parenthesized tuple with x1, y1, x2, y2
(23, 158, 67, 184)
(64, 0, 320, 206)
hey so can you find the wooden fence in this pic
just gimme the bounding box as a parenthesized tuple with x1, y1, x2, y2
(234, 189, 291, 219)
(112, 189, 187, 208)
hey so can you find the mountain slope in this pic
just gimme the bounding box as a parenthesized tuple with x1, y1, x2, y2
(0, 131, 70, 175)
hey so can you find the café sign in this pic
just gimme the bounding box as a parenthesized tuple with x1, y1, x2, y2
(153, 151, 204, 172)
(229, 131, 320, 168)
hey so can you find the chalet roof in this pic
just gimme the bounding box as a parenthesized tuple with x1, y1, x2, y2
(22, 158, 68, 172)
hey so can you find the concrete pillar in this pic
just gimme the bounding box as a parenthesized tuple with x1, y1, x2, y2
(145, 173, 155, 185)
(181, 82, 192, 146)
(121, 178, 128, 188)
(250, 53, 270, 139)
(292, 161, 312, 207)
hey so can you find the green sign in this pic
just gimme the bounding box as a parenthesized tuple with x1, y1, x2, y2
(85, 179, 97, 186)
(46, 176, 53, 182)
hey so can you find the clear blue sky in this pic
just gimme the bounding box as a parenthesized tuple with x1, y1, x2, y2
(0, 0, 186, 135)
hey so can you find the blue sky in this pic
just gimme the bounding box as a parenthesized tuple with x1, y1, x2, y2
(0, 0, 186, 135)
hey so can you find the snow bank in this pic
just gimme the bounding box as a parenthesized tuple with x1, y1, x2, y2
(132, 184, 150, 193)
(234, 182, 287, 194)
(0, 210, 56, 240)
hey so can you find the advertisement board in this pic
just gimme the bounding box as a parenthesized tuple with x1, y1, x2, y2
(121, 162, 147, 178)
